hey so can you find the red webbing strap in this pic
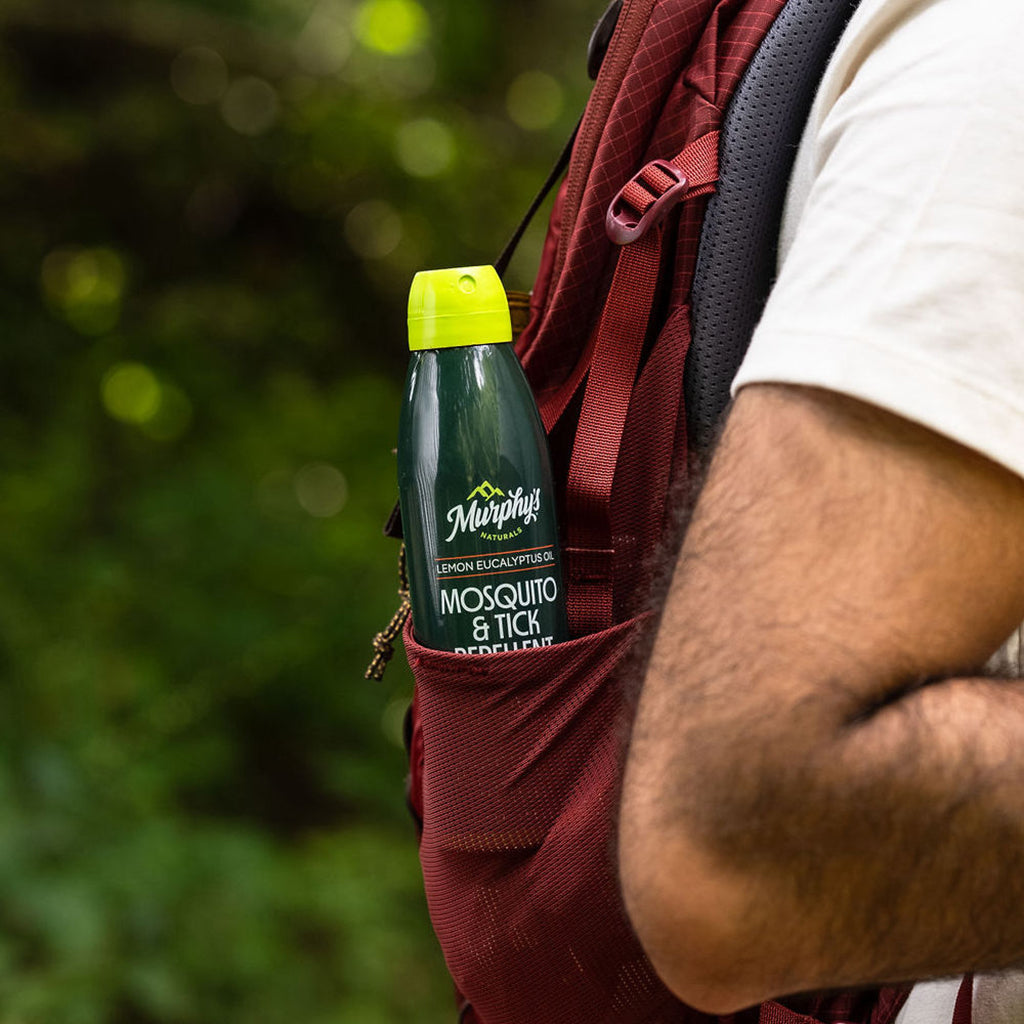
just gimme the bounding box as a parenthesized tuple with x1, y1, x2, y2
(565, 132, 718, 636)
(952, 974, 973, 1024)
(565, 228, 661, 635)
(670, 130, 718, 194)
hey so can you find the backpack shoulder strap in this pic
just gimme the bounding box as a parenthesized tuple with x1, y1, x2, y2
(686, 0, 860, 451)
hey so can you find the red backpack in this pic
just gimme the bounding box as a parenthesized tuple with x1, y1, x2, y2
(374, 0, 929, 1021)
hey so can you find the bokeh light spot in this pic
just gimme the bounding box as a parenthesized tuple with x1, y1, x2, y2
(394, 118, 454, 178)
(101, 363, 162, 426)
(354, 0, 430, 56)
(43, 248, 124, 305)
(294, 1, 354, 75)
(66, 254, 101, 302)
(294, 463, 348, 518)
(42, 246, 126, 335)
(221, 77, 280, 136)
(344, 200, 402, 259)
(170, 46, 228, 105)
(506, 70, 564, 131)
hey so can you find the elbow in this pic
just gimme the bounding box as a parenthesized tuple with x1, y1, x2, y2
(618, 821, 783, 1015)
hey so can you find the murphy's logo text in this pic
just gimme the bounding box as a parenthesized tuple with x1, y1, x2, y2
(444, 481, 541, 543)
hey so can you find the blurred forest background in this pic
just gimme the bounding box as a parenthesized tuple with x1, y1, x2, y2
(0, 0, 597, 1020)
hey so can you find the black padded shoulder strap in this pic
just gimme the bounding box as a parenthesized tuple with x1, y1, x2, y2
(685, 0, 860, 451)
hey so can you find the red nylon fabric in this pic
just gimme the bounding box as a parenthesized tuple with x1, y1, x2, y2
(404, 1, 912, 1021)
(565, 131, 719, 635)
(517, 0, 787, 407)
(757, 986, 911, 1024)
(644, 162, 679, 194)
(952, 975, 973, 1024)
(760, 1003, 823, 1024)
(624, 177, 659, 213)
(565, 229, 660, 635)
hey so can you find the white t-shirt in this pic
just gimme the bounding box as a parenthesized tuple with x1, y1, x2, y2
(730, 0, 1024, 1019)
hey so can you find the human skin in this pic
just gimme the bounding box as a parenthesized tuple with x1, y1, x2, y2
(619, 382, 1024, 1013)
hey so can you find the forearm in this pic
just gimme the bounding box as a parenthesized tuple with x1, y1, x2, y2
(626, 644, 1024, 1007)
(619, 385, 1024, 1011)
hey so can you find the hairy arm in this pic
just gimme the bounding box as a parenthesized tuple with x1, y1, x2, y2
(619, 383, 1024, 1012)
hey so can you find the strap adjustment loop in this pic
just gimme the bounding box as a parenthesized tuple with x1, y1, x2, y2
(605, 160, 689, 244)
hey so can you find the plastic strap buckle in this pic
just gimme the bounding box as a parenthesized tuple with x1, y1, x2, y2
(605, 160, 689, 245)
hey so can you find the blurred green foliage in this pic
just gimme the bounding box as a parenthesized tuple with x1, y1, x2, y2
(0, 0, 595, 1019)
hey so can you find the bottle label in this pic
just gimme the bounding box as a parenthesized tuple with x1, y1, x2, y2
(430, 478, 564, 653)
(397, 344, 568, 653)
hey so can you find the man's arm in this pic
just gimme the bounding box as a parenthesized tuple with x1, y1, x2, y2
(619, 382, 1024, 1013)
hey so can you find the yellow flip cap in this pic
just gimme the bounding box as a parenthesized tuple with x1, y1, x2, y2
(407, 265, 513, 351)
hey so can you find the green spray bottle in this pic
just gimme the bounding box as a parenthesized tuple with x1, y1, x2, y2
(397, 266, 568, 653)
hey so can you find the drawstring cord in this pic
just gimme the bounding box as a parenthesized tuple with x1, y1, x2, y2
(365, 544, 411, 681)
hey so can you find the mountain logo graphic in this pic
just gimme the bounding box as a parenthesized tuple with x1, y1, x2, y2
(444, 483, 542, 542)
(467, 481, 505, 501)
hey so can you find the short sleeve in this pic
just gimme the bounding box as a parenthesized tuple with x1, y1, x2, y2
(731, 0, 1024, 481)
